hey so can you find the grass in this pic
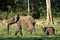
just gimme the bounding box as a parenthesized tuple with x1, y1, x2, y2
(0, 24, 60, 40)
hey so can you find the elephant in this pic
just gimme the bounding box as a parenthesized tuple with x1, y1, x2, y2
(42, 27, 55, 35)
(7, 15, 37, 36)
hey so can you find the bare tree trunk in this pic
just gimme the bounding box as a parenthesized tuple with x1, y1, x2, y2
(46, 0, 50, 25)
(46, 0, 54, 25)
(27, 0, 30, 15)
(49, 0, 54, 24)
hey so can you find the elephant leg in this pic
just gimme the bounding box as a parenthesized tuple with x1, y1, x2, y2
(33, 23, 37, 35)
(33, 27, 37, 35)
(15, 29, 19, 35)
(17, 22, 22, 36)
(7, 24, 9, 34)
(7, 23, 11, 34)
(7, 23, 14, 34)
(30, 30, 33, 35)
(33, 29, 37, 35)
(15, 26, 22, 36)
(46, 32, 49, 35)
(19, 26, 22, 36)
(30, 29, 37, 35)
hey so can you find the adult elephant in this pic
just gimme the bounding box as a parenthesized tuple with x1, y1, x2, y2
(7, 14, 37, 36)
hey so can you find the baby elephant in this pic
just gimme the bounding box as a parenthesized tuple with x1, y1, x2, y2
(43, 27, 55, 35)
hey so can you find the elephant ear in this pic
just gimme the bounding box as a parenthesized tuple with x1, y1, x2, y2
(14, 14, 20, 23)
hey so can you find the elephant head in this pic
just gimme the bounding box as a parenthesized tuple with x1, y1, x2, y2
(7, 14, 20, 34)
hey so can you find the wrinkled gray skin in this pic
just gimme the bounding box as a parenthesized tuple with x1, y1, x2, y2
(7, 15, 37, 36)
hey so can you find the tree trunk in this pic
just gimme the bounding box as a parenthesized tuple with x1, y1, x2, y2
(27, 0, 30, 15)
(46, 0, 54, 25)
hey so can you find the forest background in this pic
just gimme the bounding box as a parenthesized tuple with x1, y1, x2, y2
(0, 0, 60, 20)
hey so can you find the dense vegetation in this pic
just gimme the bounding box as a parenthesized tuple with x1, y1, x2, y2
(0, 0, 60, 19)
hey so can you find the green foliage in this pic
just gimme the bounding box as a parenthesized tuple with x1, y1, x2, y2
(30, 11, 40, 19)
(19, 10, 27, 16)
(0, 0, 60, 19)
(0, 12, 8, 20)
